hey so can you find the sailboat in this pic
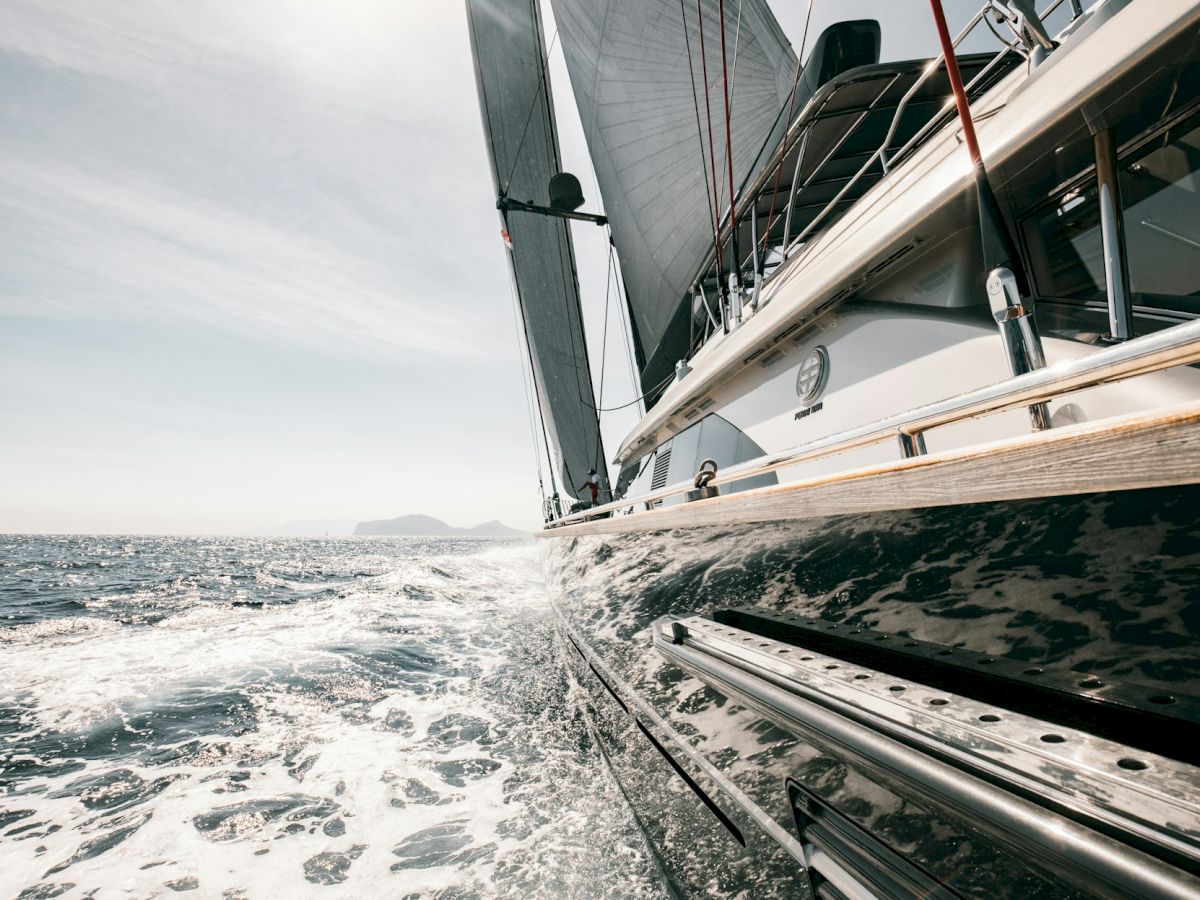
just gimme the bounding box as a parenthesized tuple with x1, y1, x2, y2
(467, 0, 1200, 895)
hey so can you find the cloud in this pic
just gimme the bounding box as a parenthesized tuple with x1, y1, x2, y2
(0, 156, 492, 359)
(0, 0, 465, 122)
(0, 0, 512, 361)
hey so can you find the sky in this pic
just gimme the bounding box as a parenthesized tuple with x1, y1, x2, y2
(0, 0, 1051, 535)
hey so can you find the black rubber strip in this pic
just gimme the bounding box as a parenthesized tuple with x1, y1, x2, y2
(589, 663, 630, 714)
(634, 718, 745, 846)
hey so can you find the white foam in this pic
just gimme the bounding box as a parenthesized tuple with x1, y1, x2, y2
(0, 540, 664, 898)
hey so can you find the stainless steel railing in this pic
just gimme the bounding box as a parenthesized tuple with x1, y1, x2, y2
(705, 0, 1072, 301)
(779, 0, 1068, 259)
(548, 318, 1200, 528)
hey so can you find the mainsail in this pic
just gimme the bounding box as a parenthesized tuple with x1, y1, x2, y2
(466, 0, 610, 504)
(549, 0, 797, 402)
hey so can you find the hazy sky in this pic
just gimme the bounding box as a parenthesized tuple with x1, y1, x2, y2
(0, 0, 1043, 534)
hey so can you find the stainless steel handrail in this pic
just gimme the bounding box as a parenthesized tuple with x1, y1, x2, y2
(695, 2, 996, 294)
(548, 318, 1200, 528)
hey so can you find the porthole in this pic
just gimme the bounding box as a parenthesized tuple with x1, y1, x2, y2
(795, 346, 830, 404)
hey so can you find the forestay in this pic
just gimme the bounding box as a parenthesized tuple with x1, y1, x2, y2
(549, 0, 797, 404)
(466, 0, 609, 504)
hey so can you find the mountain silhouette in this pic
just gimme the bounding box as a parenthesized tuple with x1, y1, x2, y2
(353, 514, 526, 537)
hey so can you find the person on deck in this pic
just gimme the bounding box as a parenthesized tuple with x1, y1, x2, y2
(578, 469, 600, 507)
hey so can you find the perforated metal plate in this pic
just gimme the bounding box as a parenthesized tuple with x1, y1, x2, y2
(654, 615, 1200, 868)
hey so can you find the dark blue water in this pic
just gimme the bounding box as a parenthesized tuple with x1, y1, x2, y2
(0, 535, 666, 899)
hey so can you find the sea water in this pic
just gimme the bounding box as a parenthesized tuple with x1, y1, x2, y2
(0, 535, 666, 899)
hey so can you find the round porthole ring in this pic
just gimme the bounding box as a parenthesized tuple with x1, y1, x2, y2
(796, 345, 830, 404)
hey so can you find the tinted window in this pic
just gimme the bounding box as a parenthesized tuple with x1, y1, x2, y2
(1122, 118, 1200, 307)
(1025, 113, 1200, 315)
(1026, 185, 1106, 303)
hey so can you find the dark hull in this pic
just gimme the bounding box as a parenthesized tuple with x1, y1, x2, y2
(541, 484, 1200, 898)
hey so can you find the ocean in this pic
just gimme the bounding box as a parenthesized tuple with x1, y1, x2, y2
(0, 535, 667, 899)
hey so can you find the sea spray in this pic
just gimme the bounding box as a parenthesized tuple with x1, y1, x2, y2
(0, 535, 666, 898)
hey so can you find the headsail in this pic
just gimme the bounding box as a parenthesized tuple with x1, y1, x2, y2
(549, 0, 797, 403)
(466, 0, 610, 505)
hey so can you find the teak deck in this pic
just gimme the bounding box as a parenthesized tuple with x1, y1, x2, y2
(539, 401, 1200, 538)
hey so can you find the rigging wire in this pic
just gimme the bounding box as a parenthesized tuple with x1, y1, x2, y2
(592, 245, 614, 475)
(717, 0, 739, 283)
(680, 0, 722, 297)
(502, 28, 560, 194)
(466, 1, 555, 497)
(578, 112, 644, 422)
(713, 0, 747, 283)
(503, 246, 549, 496)
(727, 0, 745, 103)
(695, 0, 727, 287)
(758, 0, 816, 256)
(610, 242, 641, 411)
(576, 369, 677, 413)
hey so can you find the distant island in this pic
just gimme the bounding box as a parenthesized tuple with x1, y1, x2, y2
(353, 514, 526, 537)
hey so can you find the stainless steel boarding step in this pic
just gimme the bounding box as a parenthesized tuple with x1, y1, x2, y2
(714, 605, 1200, 765)
(653, 615, 1200, 900)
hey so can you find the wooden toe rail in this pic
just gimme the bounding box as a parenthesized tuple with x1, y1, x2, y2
(537, 401, 1200, 537)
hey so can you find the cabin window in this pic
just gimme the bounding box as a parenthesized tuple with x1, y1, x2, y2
(1121, 117, 1200, 310)
(1026, 184, 1105, 304)
(1025, 112, 1200, 316)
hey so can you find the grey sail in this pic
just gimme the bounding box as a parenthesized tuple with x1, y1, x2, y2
(549, 0, 797, 402)
(466, 0, 609, 504)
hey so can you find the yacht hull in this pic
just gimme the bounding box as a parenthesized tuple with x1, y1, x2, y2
(540, 484, 1200, 898)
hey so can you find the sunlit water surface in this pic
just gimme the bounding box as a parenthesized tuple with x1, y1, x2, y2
(0, 535, 666, 899)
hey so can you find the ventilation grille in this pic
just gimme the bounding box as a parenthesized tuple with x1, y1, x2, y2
(759, 347, 787, 369)
(650, 447, 673, 491)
